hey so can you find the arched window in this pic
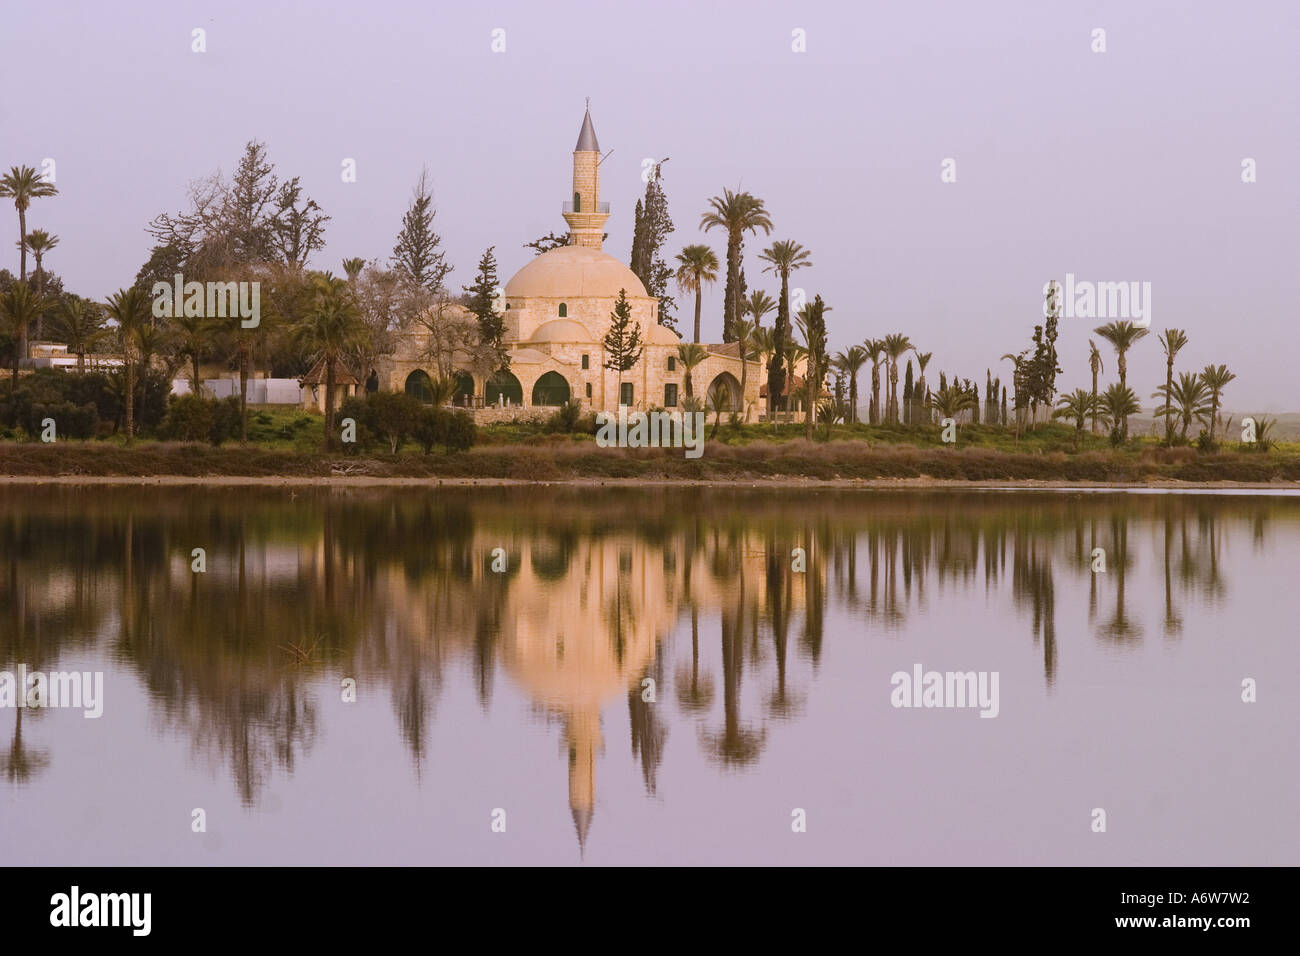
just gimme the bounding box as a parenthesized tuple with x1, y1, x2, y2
(531, 371, 571, 407)
(558, 303, 567, 317)
(573, 192, 581, 213)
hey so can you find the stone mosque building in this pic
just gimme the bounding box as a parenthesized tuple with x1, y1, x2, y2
(376, 106, 762, 417)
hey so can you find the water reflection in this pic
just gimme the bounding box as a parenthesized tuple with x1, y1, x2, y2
(0, 487, 1294, 852)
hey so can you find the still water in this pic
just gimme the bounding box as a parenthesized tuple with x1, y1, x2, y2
(1, 486, 1296, 865)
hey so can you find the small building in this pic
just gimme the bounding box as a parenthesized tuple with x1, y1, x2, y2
(298, 358, 359, 413)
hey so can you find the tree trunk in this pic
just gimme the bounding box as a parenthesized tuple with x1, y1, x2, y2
(125, 353, 135, 445)
(239, 345, 249, 443)
(191, 354, 201, 396)
(1091, 369, 1099, 433)
(1118, 351, 1128, 438)
(693, 287, 702, 344)
(17, 207, 28, 362)
(324, 356, 336, 453)
(1164, 358, 1174, 445)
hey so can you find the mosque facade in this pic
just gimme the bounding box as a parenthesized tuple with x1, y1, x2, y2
(375, 107, 762, 418)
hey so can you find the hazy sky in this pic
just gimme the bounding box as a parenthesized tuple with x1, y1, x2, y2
(2, 0, 1296, 408)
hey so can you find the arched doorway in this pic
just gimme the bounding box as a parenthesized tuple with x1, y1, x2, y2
(531, 370, 571, 407)
(453, 371, 475, 407)
(485, 369, 523, 407)
(365, 370, 379, 394)
(706, 371, 742, 412)
(405, 369, 434, 403)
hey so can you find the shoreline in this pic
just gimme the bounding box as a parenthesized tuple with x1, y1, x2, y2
(1, 474, 1298, 492)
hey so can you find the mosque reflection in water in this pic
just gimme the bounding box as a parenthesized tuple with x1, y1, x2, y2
(0, 486, 1287, 849)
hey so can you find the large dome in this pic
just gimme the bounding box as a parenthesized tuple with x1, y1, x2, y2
(506, 245, 649, 299)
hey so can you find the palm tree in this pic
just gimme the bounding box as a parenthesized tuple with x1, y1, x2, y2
(676, 342, 708, 399)
(741, 290, 774, 422)
(21, 229, 59, 341)
(795, 304, 827, 441)
(341, 257, 366, 283)
(1152, 371, 1211, 442)
(1157, 328, 1189, 445)
(426, 375, 458, 407)
(881, 333, 912, 424)
(1200, 364, 1236, 441)
(758, 240, 812, 421)
(57, 298, 104, 373)
(911, 349, 933, 426)
(170, 313, 210, 395)
(931, 384, 977, 421)
(700, 190, 772, 342)
(1100, 383, 1140, 444)
(864, 339, 884, 424)
(0, 282, 47, 387)
(1093, 320, 1149, 437)
(674, 244, 720, 344)
(104, 288, 150, 443)
(836, 345, 868, 424)
(1052, 389, 1100, 450)
(732, 317, 759, 423)
(1087, 339, 1104, 433)
(0, 165, 58, 282)
(0, 166, 58, 363)
(294, 272, 368, 451)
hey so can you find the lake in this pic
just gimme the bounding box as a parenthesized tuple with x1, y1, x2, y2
(2, 485, 1296, 865)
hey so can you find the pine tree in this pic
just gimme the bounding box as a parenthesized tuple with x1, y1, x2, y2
(629, 164, 676, 330)
(903, 361, 914, 425)
(1001, 386, 1008, 426)
(463, 246, 506, 365)
(393, 168, 450, 294)
(603, 289, 644, 404)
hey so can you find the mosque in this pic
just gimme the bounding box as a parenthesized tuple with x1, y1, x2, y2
(375, 106, 763, 417)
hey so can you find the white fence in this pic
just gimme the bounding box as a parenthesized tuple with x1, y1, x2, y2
(171, 378, 306, 405)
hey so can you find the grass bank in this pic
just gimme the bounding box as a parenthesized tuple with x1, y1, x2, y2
(2, 436, 1298, 484)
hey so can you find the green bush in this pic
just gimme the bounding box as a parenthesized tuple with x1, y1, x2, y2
(364, 391, 424, 453)
(159, 395, 217, 443)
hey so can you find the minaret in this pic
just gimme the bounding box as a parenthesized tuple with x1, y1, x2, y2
(562, 101, 609, 250)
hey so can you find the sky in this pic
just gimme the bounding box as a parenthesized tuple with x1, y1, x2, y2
(2, 0, 1297, 409)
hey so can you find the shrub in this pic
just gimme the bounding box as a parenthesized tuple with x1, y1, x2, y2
(159, 395, 217, 443)
(365, 391, 424, 453)
(412, 407, 477, 453)
(545, 401, 583, 434)
(445, 411, 476, 452)
(211, 396, 242, 446)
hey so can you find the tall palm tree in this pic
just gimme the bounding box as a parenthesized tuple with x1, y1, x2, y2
(0, 166, 58, 363)
(1152, 371, 1211, 442)
(1200, 364, 1236, 441)
(1094, 320, 1149, 438)
(836, 345, 868, 424)
(674, 244, 720, 344)
(676, 342, 708, 399)
(758, 240, 812, 421)
(57, 298, 104, 373)
(0, 166, 58, 282)
(21, 229, 59, 341)
(294, 273, 368, 451)
(700, 190, 772, 342)
(1087, 339, 1104, 433)
(881, 333, 912, 424)
(864, 339, 884, 424)
(1157, 328, 1189, 445)
(795, 304, 827, 441)
(104, 288, 150, 443)
(1052, 389, 1100, 450)
(911, 349, 933, 426)
(0, 282, 48, 387)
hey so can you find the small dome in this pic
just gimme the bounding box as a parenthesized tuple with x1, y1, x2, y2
(527, 319, 593, 344)
(506, 245, 649, 299)
(646, 324, 680, 345)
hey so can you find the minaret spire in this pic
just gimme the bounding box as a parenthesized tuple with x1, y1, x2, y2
(563, 101, 609, 249)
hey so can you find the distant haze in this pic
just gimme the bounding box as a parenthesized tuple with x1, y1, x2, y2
(2, 0, 1296, 408)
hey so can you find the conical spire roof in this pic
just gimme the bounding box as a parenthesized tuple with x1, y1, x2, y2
(575, 106, 600, 152)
